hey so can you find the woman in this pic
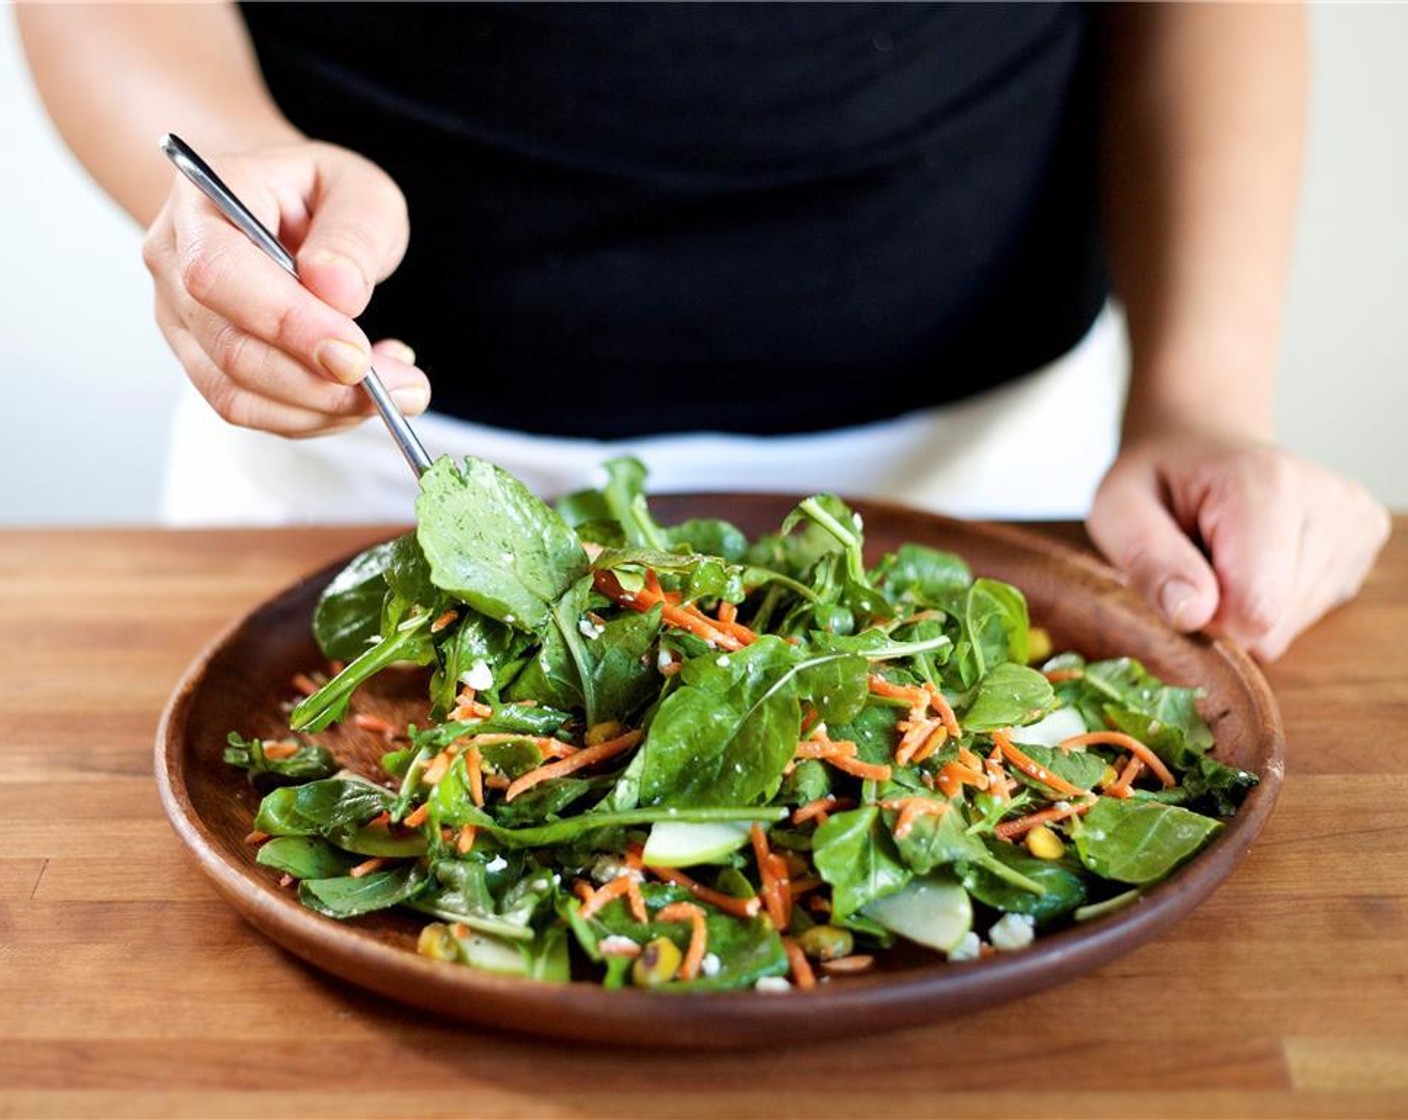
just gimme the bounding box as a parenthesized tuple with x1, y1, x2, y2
(18, 2, 1388, 661)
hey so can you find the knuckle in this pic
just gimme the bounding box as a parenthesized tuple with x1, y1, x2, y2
(180, 237, 232, 305)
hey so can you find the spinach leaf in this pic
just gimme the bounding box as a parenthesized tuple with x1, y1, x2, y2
(255, 836, 358, 880)
(638, 637, 861, 807)
(584, 605, 663, 726)
(663, 518, 750, 564)
(253, 777, 395, 837)
(224, 733, 335, 786)
(812, 806, 911, 918)
(885, 798, 986, 875)
(415, 456, 589, 632)
(961, 662, 1055, 732)
(1074, 798, 1222, 885)
(962, 846, 1088, 924)
(601, 456, 668, 549)
(312, 538, 400, 660)
(299, 863, 429, 919)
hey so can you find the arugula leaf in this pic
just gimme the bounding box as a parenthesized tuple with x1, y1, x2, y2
(1074, 798, 1222, 884)
(869, 543, 972, 609)
(416, 456, 589, 632)
(290, 614, 435, 733)
(253, 777, 395, 837)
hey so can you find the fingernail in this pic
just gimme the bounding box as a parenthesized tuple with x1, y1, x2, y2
(316, 339, 370, 384)
(391, 384, 430, 415)
(310, 249, 370, 295)
(380, 340, 417, 365)
(1159, 577, 1198, 629)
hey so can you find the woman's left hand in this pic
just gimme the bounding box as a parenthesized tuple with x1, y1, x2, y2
(1086, 431, 1391, 662)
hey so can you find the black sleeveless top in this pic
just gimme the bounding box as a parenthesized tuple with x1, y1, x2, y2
(240, 2, 1108, 438)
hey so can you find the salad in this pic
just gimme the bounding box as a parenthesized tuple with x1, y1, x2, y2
(228, 456, 1257, 992)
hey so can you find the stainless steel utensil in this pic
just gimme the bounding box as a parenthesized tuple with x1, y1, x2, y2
(159, 133, 432, 477)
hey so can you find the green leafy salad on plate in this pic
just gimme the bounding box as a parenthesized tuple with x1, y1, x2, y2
(227, 456, 1257, 993)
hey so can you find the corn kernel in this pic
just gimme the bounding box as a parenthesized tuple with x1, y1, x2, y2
(1025, 824, 1065, 860)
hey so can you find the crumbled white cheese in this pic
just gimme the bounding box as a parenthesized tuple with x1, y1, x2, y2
(989, 912, 1036, 952)
(657, 649, 677, 674)
(755, 976, 792, 993)
(716, 655, 731, 667)
(590, 855, 634, 884)
(946, 931, 983, 963)
(700, 953, 722, 977)
(484, 855, 508, 873)
(504, 614, 516, 624)
(461, 659, 494, 692)
(578, 618, 605, 640)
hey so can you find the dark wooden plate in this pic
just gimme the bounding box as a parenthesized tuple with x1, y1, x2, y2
(155, 495, 1284, 1048)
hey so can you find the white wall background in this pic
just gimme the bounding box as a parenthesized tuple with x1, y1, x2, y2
(1, 5, 1404, 525)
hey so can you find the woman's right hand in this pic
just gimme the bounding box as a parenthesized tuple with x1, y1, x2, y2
(142, 140, 431, 437)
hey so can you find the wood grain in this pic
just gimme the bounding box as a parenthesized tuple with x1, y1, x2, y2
(1, 521, 1406, 1119)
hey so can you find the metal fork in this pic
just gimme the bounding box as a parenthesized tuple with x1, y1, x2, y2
(159, 133, 432, 477)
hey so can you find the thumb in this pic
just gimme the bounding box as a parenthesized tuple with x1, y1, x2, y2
(295, 150, 409, 319)
(1087, 462, 1220, 632)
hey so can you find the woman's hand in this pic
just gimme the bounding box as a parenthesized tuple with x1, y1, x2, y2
(1087, 430, 1390, 662)
(142, 140, 431, 437)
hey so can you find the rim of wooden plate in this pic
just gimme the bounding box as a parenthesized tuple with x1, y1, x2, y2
(155, 495, 1284, 1049)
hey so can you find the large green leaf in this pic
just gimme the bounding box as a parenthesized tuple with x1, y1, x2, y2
(416, 456, 589, 632)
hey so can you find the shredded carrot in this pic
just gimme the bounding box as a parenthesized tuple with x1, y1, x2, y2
(367, 812, 392, 829)
(820, 954, 875, 976)
(278, 873, 294, 889)
(353, 713, 403, 739)
(994, 797, 1096, 841)
(657, 902, 709, 981)
(260, 741, 299, 760)
(349, 857, 387, 879)
(867, 673, 927, 708)
(599, 938, 642, 959)
(465, 744, 485, 808)
(503, 729, 643, 802)
(935, 760, 987, 798)
(244, 830, 270, 846)
(794, 738, 857, 761)
(645, 865, 761, 920)
(1059, 731, 1177, 789)
(909, 724, 949, 765)
(291, 672, 320, 697)
(983, 748, 1017, 802)
(923, 683, 962, 737)
(573, 880, 594, 904)
(1044, 667, 1085, 683)
(751, 824, 788, 930)
(894, 717, 940, 766)
(791, 796, 855, 825)
(421, 750, 453, 788)
(767, 852, 794, 930)
(1105, 755, 1144, 799)
(881, 797, 951, 840)
(992, 730, 1085, 798)
(825, 754, 894, 782)
(430, 609, 459, 633)
(718, 601, 738, 625)
(659, 655, 683, 677)
(455, 824, 478, 854)
(579, 875, 643, 921)
(401, 802, 431, 829)
(484, 774, 511, 791)
(782, 937, 817, 990)
(594, 570, 746, 649)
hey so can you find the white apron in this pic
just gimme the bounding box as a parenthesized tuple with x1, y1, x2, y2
(161, 306, 1125, 526)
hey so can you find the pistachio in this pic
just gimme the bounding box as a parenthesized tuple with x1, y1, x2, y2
(417, 922, 459, 962)
(631, 936, 683, 988)
(796, 924, 854, 962)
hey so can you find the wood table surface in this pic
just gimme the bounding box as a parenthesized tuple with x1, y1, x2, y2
(1, 521, 1405, 1120)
